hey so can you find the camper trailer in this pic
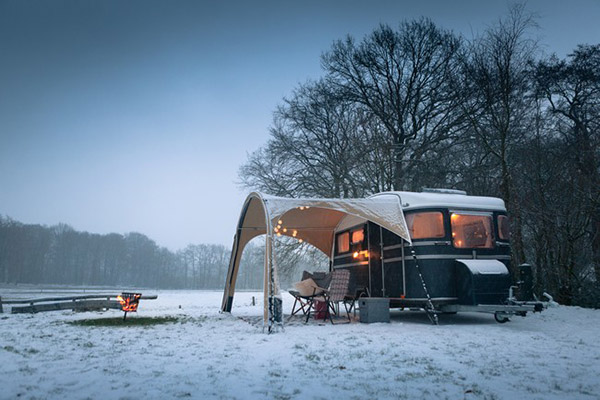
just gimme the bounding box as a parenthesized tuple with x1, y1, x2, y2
(221, 190, 546, 328)
(333, 189, 542, 322)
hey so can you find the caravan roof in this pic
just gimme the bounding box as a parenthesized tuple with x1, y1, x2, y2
(372, 191, 506, 212)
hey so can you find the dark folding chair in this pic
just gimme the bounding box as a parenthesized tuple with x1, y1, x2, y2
(289, 290, 312, 316)
(289, 271, 327, 317)
(305, 269, 352, 324)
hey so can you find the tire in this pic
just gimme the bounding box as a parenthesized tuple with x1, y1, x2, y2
(494, 312, 510, 323)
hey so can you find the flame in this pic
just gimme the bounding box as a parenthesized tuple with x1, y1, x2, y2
(117, 293, 141, 312)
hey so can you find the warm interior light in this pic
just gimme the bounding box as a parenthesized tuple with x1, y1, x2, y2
(451, 213, 459, 220)
(353, 251, 359, 258)
(277, 232, 281, 237)
(278, 220, 283, 225)
(274, 227, 279, 233)
(299, 238, 303, 243)
(299, 206, 305, 210)
(292, 230, 297, 237)
(283, 228, 287, 233)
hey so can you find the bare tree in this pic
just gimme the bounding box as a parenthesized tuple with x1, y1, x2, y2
(322, 18, 464, 190)
(458, 4, 539, 264)
(535, 44, 600, 297)
(240, 79, 377, 198)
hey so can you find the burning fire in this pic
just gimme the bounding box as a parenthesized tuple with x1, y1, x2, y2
(117, 293, 142, 313)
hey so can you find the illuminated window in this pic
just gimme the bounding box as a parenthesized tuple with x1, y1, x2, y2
(498, 215, 510, 240)
(337, 232, 350, 253)
(405, 212, 445, 239)
(351, 229, 364, 244)
(451, 213, 494, 248)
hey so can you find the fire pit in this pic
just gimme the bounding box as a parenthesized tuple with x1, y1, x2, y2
(116, 292, 142, 320)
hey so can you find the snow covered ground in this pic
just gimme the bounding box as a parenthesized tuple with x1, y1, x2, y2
(1, 287, 599, 400)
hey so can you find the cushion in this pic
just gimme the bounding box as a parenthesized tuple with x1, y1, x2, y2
(294, 278, 324, 297)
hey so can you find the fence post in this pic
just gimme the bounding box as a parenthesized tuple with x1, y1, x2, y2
(0, 296, 3, 313)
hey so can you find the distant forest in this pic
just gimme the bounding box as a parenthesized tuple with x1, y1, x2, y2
(0, 215, 264, 290)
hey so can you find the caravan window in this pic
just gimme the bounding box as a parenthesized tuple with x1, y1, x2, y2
(498, 215, 510, 240)
(405, 212, 445, 239)
(351, 228, 364, 244)
(451, 213, 494, 248)
(337, 232, 350, 253)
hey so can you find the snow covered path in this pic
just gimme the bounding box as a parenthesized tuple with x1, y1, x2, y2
(1, 289, 599, 399)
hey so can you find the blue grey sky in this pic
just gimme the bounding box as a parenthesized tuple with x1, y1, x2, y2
(1, 0, 598, 250)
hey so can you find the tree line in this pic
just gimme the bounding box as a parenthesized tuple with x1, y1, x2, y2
(0, 215, 265, 290)
(0, 215, 322, 290)
(239, 5, 600, 307)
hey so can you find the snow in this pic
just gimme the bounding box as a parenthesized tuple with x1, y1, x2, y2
(457, 259, 509, 275)
(374, 191, 506, 212)
(1, 288, 599, 399)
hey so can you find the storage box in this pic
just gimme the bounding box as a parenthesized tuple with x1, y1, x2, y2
(359, 298, 390, 323)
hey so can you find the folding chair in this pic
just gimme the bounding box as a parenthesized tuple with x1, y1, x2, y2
(305, 269, 352, 324)
(289, 272, 327, 317)
(289, 290, 312, 316)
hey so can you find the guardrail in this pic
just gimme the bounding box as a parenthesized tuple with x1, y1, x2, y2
(0, 294, 157, 314)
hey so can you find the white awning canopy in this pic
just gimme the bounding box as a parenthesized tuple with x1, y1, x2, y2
(221, 192, 411, 329)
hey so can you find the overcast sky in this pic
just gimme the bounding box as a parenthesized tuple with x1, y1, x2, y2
(1, 0, 598, 250)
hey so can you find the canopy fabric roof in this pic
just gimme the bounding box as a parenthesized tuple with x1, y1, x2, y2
(261, 193, 411, 254)
(221, 192, 411, 329)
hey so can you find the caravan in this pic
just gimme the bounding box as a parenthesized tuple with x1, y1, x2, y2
(221, 190, 546, 327)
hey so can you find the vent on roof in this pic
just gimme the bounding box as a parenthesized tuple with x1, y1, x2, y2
(422, 188, 467, 195)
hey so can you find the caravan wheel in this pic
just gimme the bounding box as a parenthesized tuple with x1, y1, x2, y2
(494, 312, 510, 323)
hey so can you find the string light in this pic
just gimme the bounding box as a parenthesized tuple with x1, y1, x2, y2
(353, 250, 369, 259)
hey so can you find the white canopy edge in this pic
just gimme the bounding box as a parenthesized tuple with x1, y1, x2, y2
(261, 194, 412, 243)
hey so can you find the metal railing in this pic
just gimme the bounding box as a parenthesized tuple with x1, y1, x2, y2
(0, 294, 157, 314)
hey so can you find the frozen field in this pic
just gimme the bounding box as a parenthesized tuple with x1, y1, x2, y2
(1, 288, 599, 400)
